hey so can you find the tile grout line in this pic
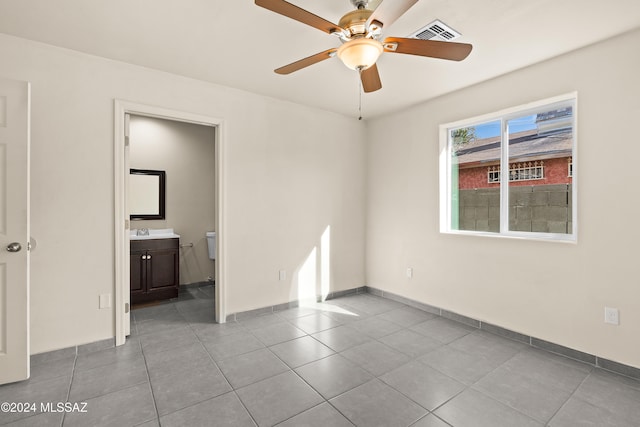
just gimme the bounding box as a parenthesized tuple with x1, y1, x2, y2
(370, 286, 640, 381)
(467, 350, 551, 425)
(281, 303, 431, 425)
(280, 344, 360, 427)
(220, 308, 365, 425)
(9, 290, 640, 427)
(544, 369, 594, 426)
(388, 323, 541, 425)
(139, 337, 162, 426)
(59, 352, 77, 427)
(194, 320, 260, 427)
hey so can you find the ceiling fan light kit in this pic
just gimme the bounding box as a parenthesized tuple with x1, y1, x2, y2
(337, 38, 383, 70)
(255, 0, 472, 93)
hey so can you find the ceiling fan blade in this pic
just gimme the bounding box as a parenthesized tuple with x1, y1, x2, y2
(366, 0, 418, 30)
(360, 64, 382, 93)
(275, 48, 337, 75)
(383, 37, 472, 61)
(255, 0, 343, 34)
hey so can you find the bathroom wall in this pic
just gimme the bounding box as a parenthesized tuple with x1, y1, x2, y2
(366, 28, 640, 369)
(0, 33, 366, 354)
(129, 115, 216, 286)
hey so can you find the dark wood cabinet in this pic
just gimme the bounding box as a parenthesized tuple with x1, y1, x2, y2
(130, 238, 179, 304)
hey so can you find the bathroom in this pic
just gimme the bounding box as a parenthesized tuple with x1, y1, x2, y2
(128, 114, 216, 317)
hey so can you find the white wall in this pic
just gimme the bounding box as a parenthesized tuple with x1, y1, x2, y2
(0, 34, 366, 354)
(4, 25, 638, 369)
(129, 115, 216, 286)
(366, 28, 640, 368)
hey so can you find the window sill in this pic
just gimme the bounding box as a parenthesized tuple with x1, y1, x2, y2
(441, 229, 577, 244)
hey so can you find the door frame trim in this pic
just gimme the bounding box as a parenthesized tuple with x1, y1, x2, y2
(113, 100, 227, 346)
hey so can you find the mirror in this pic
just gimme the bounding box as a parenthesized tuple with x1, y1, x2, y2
(129, 169, 166, 220)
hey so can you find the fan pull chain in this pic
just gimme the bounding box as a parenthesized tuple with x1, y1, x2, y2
(358, 69, 363, 120)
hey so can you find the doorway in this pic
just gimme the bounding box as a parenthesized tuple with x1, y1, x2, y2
(114, 101, 227, 346)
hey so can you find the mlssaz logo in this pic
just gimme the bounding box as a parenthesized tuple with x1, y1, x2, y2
(40, 402, 88, 413)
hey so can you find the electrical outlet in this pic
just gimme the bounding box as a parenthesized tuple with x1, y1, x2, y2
(406, 268, 413, 279)
(604, 307, 619, 325)
(279, 270, 286, 281)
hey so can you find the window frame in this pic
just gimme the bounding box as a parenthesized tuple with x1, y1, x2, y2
(439, 93, 577, 242)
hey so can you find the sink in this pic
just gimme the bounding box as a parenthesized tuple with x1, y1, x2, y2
(130, 228, 180, 240)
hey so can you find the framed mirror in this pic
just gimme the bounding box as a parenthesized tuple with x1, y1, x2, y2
(129, 169, 166, 220)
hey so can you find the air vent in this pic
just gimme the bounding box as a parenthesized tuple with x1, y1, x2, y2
(409, 19, 461, 42)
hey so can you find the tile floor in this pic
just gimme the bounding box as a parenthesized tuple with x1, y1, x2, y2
(1, 286, 639, 426)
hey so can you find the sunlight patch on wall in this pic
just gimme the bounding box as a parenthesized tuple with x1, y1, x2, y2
(320, 225, 331, 301)
(293, 225, 357, 317)
(297, 247, 317, 304)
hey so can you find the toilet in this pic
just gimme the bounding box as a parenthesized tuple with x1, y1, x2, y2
(206, 231, 216, 260)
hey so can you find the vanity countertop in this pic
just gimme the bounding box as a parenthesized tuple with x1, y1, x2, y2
(130, 228, 180, 240)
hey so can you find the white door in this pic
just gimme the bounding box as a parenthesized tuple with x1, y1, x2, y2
(0, 78, 30, 384)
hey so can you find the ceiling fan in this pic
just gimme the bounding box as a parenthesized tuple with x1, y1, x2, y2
(255, 0, 473, 93)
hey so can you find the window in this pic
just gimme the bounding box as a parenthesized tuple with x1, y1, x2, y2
(487, 161, 545, 183)
(440, 94, 576, 241)
(487, 167, 500, 183)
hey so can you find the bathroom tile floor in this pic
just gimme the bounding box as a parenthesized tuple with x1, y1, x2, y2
(2, 287, 640, 426)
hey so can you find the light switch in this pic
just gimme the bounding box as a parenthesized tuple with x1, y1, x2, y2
(99, 294, 111, 309)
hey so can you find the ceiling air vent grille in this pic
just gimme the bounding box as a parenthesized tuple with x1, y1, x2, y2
(409, 19, 461, 42)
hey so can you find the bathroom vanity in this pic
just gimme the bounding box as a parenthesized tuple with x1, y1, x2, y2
(130, 229, 180, 304)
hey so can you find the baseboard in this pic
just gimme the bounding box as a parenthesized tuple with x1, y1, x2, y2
(32, 285, 640, 381)
(224, 286, 368, 322)
(180, 280, 214, 289)
(366, 286, 640, 380)
(31, 337, 116, 366)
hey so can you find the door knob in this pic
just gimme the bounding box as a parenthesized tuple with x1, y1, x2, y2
(6, 242, 22, 252)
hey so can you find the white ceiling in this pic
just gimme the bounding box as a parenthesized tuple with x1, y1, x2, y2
(1, 0, 639, 118)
